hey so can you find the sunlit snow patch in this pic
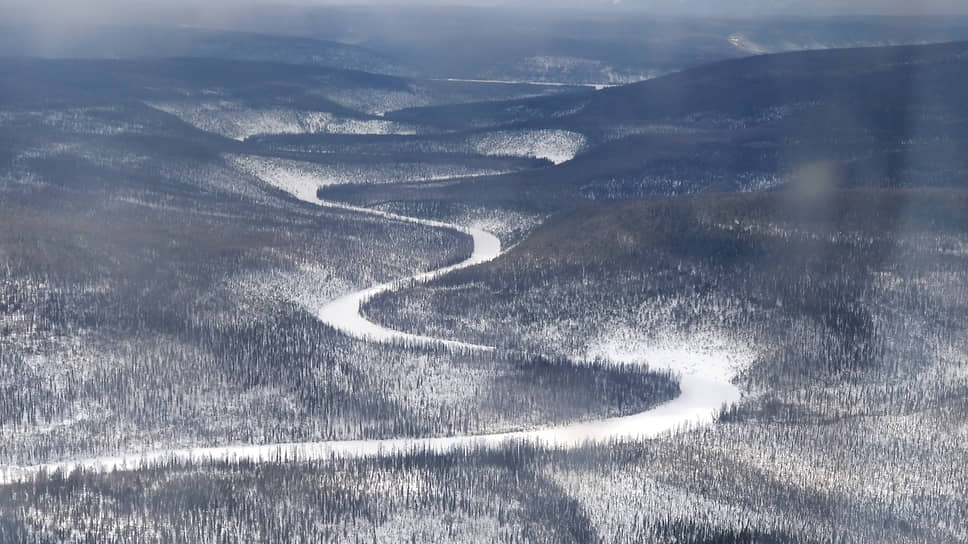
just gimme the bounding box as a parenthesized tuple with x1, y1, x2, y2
(149, 102, 419, 140)
(227, 155, 332, 202)
(227, 155, 507, 202)
(469, 129, 585, 164)
(585, 326, 755, 382)
(575, 327, 752, 434)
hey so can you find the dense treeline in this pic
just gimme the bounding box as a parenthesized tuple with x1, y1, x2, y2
(0, 449, 584, 543)
(3, 430, 962, 543)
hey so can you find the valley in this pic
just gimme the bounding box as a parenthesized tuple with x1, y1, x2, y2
(1, 11, 967, 542)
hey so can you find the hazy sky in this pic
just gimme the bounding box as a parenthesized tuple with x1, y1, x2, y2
(3, 0, 968, 30)
(5, 0, 968, 19)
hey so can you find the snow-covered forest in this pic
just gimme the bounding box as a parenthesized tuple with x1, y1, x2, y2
(3, 15, 968, 543)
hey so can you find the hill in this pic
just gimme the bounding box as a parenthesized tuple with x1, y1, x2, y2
(325, 41, 968, 211)
(0, 26, 407, 75)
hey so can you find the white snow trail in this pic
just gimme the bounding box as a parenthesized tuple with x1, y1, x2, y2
(0, 175, 741, 485)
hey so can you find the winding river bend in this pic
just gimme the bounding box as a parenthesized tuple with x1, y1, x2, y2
(0, 188, 741, 485)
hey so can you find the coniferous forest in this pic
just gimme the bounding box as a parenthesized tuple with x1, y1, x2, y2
(2, 6, 968, 543)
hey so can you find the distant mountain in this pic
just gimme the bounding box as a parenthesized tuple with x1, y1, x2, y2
(8, 14, 968, 87)
(390, 41, 968, 129)
(332, 41, 968, 208)
(0, 26, 409, 76)
(209, 8, 968, 84)
(0, 57, 584, 143)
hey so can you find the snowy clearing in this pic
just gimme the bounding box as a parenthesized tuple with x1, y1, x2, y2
(469, 129, 585, 164)
(227, 154, 508, 194)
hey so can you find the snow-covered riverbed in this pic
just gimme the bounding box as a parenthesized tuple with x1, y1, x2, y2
(0, 168, 742, 485)
(314, 199, 500, 351)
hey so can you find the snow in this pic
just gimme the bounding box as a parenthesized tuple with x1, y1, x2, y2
(231, 156, 502, 349)
(728, 33, 768, 55)
(375, 204, 544, 244)
(148, 102, 420, 140)
(0, 107, 141, 136)
(433, 77, 613, 90)
(322, 87, 432, 116)
(586, 327, 755, 384)
(552, 466, 778, 542)
(469, 129, 585, 165)
(230, 263, 354, 313)
(737, 172, 784, 192)
(249, 128, 586, 171)
(0, 358, 740, 485)
(227, 154, 506, 195)
(0, 160, 745, 484)
(229, 155, 329, 202)
(514, 56, 656, 86)
(314, 205, 500, 351)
